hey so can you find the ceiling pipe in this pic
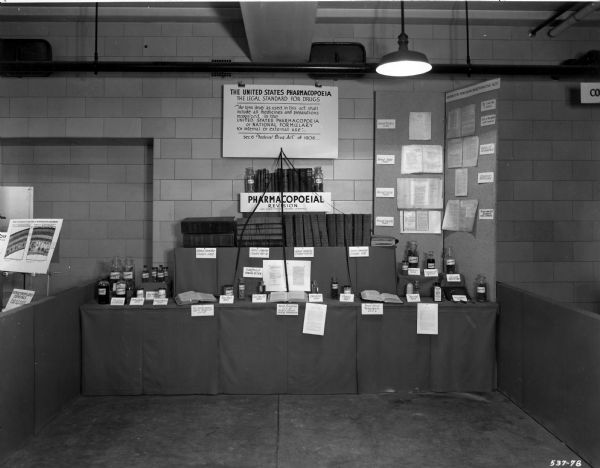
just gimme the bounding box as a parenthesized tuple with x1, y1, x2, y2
(0, 60, 598, 78)
(529, 2, 575, 37)
(548, 2, 600, 37)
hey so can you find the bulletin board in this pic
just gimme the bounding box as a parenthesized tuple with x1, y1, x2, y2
(373, 91, 446, 279)
(443, 79, 499, 301)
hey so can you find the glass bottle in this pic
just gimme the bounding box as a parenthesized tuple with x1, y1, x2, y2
(237, 277, 246, 300)
(141, 264, 150, 283)
(426, 251, 436, 269)
(151, 266, 158, 282)
(407, 241, 419, 269)
(163, 266, 171, 297)
(157, 265, 165, 283)
(330, 276, 339, 299)
(96, 278, 111, 304)
(413, 280, 420, 294)
(311, 280, 319, 294)
(433, 281, 442, 302)
(444, 247, 456, 274)
(405, 281, 414, 295)
(123, 257, 135, 287)
(109, 256, 122, 295)
(476, 274, 488, 302)
(257, 280, 266, 294)
(313, 166, 323, 192)
(400, 259, 409, 275)
(115, 277, 127, 300)
(245, 167, 255, 192)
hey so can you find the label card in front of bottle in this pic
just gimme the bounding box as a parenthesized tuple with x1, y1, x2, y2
(277, 303, 298, 316)
(219, 295, 234, 304)
(446, 274, 461, 282)
(129, 297, 145, 306)
(191, 304, 214, 317)
(252, 294, 267, 303)
(110, 297, 125, 306)
(308, 293, 323, 303)
(339, 293, 354, 302)
(153, 298, 168, 306)
(424, 269, 439, 277)
(408, 268, 421, 276)
(406, 294, 421, 303)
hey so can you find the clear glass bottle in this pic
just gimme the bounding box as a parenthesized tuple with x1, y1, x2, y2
(313, 166, 323, 192)
(444, 247, 456, 274)
(407, 241, 419, 269)
(115, 277, 127, 300)
(109, 256, 122, 294)
(476, 274, 488, 302)
(405, 281, 414, 295)
(141, 264, 150, 283)
(330, 276, 339, 299)
(237, 277, 246, 300)
(123, 257, 135, 288)
(433, 281, 442, 302)
(245, 167, 255, 192)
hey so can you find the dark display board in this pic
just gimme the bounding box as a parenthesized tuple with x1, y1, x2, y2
(444, 79, 499, 301)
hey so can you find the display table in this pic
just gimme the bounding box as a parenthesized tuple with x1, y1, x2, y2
(81, 300, 497, 396)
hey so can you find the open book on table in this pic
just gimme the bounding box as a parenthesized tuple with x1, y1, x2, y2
(268, 291, 307, 303)
(174, 291, 217, 305)
(360, 290, 403, 303)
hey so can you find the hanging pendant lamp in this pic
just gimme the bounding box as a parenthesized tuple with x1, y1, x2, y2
(376, 1, 432, 77)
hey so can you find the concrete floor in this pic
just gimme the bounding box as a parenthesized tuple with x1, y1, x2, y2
(1, 392, 589, 468)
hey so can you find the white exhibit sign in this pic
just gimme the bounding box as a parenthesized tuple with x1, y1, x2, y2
(580, 83, 600, 104)
(222, 84, 338, 159)
(240, 192, 332, 213)
(3, 289, 35, 312)
(0, 219, 63, 274)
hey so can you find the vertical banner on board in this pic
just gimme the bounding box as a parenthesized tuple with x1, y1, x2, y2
(222, 84, 338, 159)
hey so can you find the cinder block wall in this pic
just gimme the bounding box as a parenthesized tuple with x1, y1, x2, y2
(0, 13, 598, 310)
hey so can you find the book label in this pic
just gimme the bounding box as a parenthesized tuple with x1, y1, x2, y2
(277, 303, 299, 316)
(249, 247, 270, 258)
(348, 246, 369, 257)
(362, 303, 383, 315)
(340, 293, 354, 302)
(196, 248, 217, 259)
(191, 304, 214, 317)
(294, 247, 314, 258)
(219, 295, 235, 304)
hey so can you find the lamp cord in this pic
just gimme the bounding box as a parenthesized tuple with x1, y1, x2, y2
(465, 1, 472, 76)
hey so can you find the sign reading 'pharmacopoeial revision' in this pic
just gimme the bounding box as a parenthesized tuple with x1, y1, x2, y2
(239, 192, 332, 213)
(222, 84, 338, 159)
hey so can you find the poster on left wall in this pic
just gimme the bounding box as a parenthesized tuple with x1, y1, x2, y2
(0, 219, 63, 274)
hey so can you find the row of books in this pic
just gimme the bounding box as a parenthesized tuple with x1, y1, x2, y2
(236, 213, 372, 247)
(251, 168, 318, 193)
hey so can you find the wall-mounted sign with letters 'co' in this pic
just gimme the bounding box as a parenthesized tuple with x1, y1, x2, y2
(581, 83, 600, 104)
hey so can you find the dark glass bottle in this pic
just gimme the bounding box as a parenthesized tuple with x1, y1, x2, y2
(330, 277, 339, 299)
(97, 279, 111, 304)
